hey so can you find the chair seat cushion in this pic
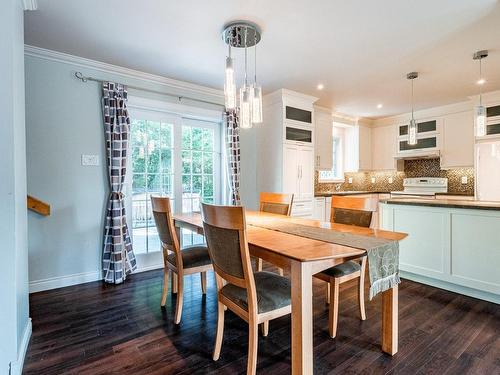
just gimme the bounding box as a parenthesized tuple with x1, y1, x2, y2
(321, 260, 361, 278)
(220, 271, 291, 314)
(167, 245, 211, 269)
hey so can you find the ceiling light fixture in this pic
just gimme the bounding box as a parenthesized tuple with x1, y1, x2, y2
(473, 50, 488, 137)
(407, 72, 419, 146)
(317, 83, 324, 90)
(222, 21, 262, 128)
(377, 104, 383, 109)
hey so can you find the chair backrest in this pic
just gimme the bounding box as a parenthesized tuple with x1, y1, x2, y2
(201, 204, 257, 301)
(151, 196, 181, 262)
(259, 192, 294, 216)
(330, 196, 378, 228)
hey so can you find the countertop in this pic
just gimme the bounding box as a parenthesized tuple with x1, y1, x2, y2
(380, 198, 500, 211)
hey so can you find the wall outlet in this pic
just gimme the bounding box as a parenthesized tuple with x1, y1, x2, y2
(371, 177, 376, 184)
(348, 177, 353, 184)
(461, 176, 468, 184)
(81, 154, 99, 166)
(388, 177, 393, 184)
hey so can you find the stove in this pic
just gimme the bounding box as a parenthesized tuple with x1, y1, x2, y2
(391, 177, 448, 198)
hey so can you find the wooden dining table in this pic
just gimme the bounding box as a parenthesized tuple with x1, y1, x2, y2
(173, 210, 407, 374)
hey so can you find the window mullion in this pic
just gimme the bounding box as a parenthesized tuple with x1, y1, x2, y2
(173, 116, 183, 215)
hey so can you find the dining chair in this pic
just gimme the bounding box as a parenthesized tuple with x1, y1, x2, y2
(314, 195, 378, 338)
(201, 203, 291, 375)
(151, 196, 212, 324)
(257, 192, 294, 275)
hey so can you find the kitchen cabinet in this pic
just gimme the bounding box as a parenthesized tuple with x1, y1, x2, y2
(313, 197, 326, 220)
(441, 111, 474, 168)
(371, 125, 399, 170)
(314, 107, 333, 170)
(257, 89, 318, 217)
(344, 124, 372, 172)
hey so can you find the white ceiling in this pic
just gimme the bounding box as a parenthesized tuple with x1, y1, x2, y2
(24, 0, 500, 119)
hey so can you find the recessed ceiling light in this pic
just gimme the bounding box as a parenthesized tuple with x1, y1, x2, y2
(377, 104, 383, 109)
(477, 78, 486, 85)
(317, 84, 324, 90)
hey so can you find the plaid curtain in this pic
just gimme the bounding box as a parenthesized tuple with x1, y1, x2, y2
(224, 110, 241, 205)
(102, 82, 137, 284)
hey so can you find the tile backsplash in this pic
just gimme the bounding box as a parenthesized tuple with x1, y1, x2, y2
(315, 158, 474, 195)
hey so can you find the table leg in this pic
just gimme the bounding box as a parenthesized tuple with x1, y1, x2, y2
(381, 284, 398, 355)
(290, 260, 313, 375)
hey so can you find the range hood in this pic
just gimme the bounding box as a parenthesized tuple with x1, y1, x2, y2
(394, 150, 440, 160)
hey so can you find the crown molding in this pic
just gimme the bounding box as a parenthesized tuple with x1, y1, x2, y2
(22, 0, 37, 11)
(24, 45, 224, 100)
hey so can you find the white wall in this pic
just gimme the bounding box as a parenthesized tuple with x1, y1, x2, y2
(0, 1, 30, 374)
(25, 49, 258, 291)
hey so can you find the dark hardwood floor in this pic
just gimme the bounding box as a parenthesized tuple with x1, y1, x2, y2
(24, 268, 499, 374)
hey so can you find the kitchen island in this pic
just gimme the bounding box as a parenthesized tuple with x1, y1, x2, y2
(380, 198, 500, 304)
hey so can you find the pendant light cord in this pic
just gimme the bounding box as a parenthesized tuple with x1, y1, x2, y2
(479, 58, 483, 106)
(254, 33, 257, 84)
(411, 78, 414, 120)
(244, 27, 248, 87)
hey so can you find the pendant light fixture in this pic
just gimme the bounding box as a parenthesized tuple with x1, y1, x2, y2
(222, 21, 263, 128)
(407, 72, 419, 146)
(473, 50, 488, 137)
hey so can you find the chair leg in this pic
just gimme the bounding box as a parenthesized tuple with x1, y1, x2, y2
(160, 269, 169, 307)
(247, 315, 259, 375)
(172, 270, 178, 294)
(257, 258, 263, 272)
(201, 271, 207, 294)
(359, 258, 367, 321)
(325, 282, 330, 304)
(260, 321, 269, 337)
(213, 301, 225, 361)
(174, 273, 183, 324)
(328, 278, 340, 338)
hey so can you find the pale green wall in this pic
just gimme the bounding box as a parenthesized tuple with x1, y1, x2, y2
(25, 53, 258, 287)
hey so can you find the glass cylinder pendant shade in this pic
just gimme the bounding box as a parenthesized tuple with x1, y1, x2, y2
(475, 105, 487, 137)
(251, 85, 263, 124)
(224, 56, 236, 109)
(239, 86, 252, 129)
(408, 118, 418, 146)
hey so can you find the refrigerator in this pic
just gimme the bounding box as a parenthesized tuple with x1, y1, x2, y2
(475, 140, 500, 201)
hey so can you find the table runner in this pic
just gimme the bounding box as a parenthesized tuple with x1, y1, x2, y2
(246, 216, 400, 299)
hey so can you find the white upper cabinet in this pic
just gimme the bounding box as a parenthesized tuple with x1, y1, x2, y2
(371, 125, 399, 170)
(345, 124, 372, 172)
(441, 111, 474, 168)
(314, 107, 333, 170)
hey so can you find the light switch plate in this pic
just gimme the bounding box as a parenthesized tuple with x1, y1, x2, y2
(81, 154, 99, 166)
(461, 176, 468, 184)
(388, 177, 393, 184)
(348, 177, 353, 184)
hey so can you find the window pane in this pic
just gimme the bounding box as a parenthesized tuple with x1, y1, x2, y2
(182, 198, 192, 213)
(202, 128, 214, 151)
(131, 119, 146, 148)
(192, 175, 202, 195)
(147, 143, 160, 174)
(161, 122, 173, 148)
(192, 151, 202, 174)
(203, 152, 213, 174)
(132, 174, 146, 194)
(203, 175, 213, 198)
(182, 126, 191, 149)
(162, 175, 173, 196)
(182, 151, 191, 174)
(132, 147, 146, 173)
(192, 127, 203, 150)
(182, 175, 191, 193)
(161, 148, 172, 174)
(147, 174, 162, 194)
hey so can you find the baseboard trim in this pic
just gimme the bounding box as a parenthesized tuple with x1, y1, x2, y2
(29, 271, 101, 293)
(9, 318, 32, 375)
(401, 271, 500, 305)
(29, 263, 164, 293)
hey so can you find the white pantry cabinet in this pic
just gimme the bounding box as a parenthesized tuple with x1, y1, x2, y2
(257, 89, 318, 217)
(314, 107, 333, 170)
(441, 111, 474, 168)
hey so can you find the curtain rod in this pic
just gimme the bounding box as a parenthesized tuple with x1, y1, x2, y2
(74, 71, 225, 108)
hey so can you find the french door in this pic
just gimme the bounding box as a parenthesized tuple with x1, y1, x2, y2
(125, 107, 221, 265)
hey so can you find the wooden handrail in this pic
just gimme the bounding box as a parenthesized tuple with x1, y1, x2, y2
(27, 195, 50, 216)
